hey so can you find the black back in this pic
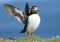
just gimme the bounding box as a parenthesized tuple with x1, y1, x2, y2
(20, 2, 31, 33)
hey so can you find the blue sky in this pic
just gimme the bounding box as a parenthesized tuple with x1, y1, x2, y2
(0, 0, 60, 38)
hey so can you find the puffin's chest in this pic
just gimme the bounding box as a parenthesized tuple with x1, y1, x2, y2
(28, 14, 40, 29)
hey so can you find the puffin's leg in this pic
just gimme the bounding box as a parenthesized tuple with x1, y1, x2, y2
(27, 32, 33, 42)
(27, 28, 34, 42)
(30, 28, 34, 36)
(27, 28, 34, 36)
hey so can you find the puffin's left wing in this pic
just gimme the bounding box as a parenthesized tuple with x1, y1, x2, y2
(25, 2, 31, 16)
(4, 4, 27, 24)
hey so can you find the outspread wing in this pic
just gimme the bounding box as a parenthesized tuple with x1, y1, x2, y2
(4, 4, 27, 24)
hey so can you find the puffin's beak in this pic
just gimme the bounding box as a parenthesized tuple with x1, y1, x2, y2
(37, 8, 40, 12)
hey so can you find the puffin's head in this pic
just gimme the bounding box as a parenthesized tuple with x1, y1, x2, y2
(31, 6, 40, 14)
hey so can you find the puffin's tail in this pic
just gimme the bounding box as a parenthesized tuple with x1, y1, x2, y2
(20, 24, 27, 33)
(20, 29, 26, 33)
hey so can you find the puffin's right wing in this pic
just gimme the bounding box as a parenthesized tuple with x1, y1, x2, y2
(4, 4, 27, 24)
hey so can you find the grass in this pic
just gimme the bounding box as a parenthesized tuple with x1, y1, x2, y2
(0, 36, 60, 42)
(16, 36, 42, 42)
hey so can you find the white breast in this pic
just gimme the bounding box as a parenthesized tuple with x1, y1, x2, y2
(27, 14, 41, 32)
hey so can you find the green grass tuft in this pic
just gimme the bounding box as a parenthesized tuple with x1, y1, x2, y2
(16, 35, 42, 42)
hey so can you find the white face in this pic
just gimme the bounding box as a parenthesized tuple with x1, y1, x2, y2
(32, 7, 40, 14)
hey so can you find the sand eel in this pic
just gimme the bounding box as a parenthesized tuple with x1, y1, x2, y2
(4, 3, 41, 36)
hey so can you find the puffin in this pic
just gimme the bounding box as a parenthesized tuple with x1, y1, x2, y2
(4, 3, 41, 35)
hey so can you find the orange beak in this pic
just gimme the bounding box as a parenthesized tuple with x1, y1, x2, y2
(37, 8, 40, 12)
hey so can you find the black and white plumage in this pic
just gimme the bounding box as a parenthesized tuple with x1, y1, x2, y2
(4, 3, 41, 35)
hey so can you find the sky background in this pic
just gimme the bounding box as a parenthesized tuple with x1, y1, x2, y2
(0, 0, 60, 39)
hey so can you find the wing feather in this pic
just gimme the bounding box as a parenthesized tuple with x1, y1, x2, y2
(4, 4, 27, 24)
